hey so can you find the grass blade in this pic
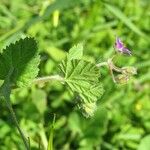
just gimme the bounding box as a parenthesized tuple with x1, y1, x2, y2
(47, 114, 56, 150)
(105, 3, 145, 37)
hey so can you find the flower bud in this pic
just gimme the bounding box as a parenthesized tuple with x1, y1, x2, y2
(122, 66, 137, 75)
(115, 74, 129, 84)
(79, 102, 97, 118)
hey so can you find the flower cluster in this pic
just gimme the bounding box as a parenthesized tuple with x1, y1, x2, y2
(107, 37, 137, 84)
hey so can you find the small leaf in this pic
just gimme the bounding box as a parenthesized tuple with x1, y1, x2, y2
(0, 37, 40, 87)
(59, 59, 104, 117)
(67, 43, 83, 60)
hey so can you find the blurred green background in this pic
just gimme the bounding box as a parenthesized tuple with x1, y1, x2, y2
(0, 0, 150, 149)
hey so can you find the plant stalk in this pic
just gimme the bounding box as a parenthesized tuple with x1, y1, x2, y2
(5, 98, 30, 150)
(33, 75, 64, 84)
(96, 58, 123, 83)
(96, 62, 108, 67)
(1, 68, 30, 150)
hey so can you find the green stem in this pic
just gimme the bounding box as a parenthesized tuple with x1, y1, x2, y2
(5, 98, 30, 150)
(96, 62, 108, 67)
(33, 75, 64, 84)
(0, 68, 30, 150)
(47, 114, 56, 150)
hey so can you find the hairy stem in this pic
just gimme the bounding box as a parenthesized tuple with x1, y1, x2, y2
(33, 75, 64, 84)
(96, 62, 108, 67)
(96, 58, 123, 83)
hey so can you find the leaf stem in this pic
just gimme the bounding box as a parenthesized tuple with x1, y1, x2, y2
(33, 75, 64, 84)
(0, 68, 30, 150)
(5, 98, 30, 150)
(96, 62, 108, 67)
(96, 58, 123, 83)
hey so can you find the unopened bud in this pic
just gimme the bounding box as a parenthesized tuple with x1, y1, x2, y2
(115, 74, 129, 84)
(79, 102, 97, 118)
(122, 66, 137, 75)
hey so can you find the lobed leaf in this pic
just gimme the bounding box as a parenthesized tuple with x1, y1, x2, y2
(59, 59, 104, 117)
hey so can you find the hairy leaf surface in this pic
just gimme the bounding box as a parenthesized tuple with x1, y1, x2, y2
(0, 37, 40, 87)
(60, 59, 104, 116)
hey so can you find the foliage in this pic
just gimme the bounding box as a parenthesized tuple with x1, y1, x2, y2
(0, 0, 150, 150)
(0, 37, 40, 87)
(59, 45, 104, 117)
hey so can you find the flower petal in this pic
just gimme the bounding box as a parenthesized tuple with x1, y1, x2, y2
(115, 37, 124, 49)
(122, 47, 132, 55)
(115, 37, 132, 56)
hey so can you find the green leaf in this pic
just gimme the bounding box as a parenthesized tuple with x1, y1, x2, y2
(59, 59, 104, 117)
(138, 135, 150, 150)
(0, 37, 40, 87)
(67, 43, 83, 60)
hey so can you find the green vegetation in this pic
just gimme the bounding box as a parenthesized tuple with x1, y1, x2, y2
(0, 0, 150, 149)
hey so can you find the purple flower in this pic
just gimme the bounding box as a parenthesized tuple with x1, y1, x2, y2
(115, 37, 132, 56)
